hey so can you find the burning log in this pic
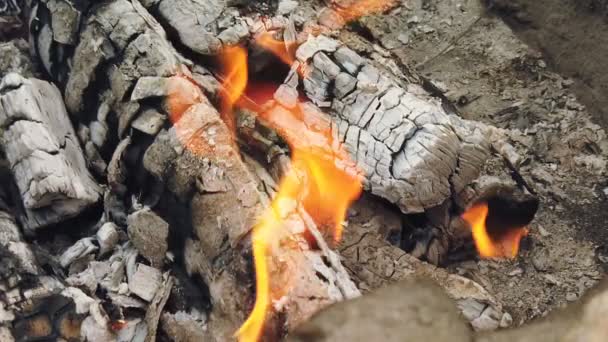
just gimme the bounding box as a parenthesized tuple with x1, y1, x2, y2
(23, 1, 363, 340)
(154, 82, 360, 341)
(291, 34, 491, 215)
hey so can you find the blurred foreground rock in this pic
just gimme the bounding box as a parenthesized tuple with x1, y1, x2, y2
(290, 278, 608, 342)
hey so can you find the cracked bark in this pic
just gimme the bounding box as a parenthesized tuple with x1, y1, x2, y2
(291, 35, 491, 214)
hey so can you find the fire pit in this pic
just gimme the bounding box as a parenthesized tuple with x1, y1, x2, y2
(0, 0, 606, 341)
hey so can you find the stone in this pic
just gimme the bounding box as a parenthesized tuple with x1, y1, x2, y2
(288, 279, 471, 342)
(532, 249, 552, 272)
(127, 208, 169, 267)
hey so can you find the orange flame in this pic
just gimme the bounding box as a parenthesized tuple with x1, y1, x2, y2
(218, 45, 248, 134)
(236, 104, 362, 342)
(332, 0, 398, 23)
(255, 32, 298, 67)
(461, 203, 528, 259)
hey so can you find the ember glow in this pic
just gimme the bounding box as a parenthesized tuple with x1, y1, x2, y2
(255, 32, 297, 67)
(461, 203, 528, 259)
(332, 0, 398, 23)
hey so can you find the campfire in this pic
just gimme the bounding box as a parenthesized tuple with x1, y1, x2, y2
(0, 0, 606, 341)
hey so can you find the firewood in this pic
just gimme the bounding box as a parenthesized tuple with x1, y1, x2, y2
(291, 34, 491, 214)
(0, 73, 101, 232)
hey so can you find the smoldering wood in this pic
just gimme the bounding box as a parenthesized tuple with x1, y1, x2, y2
(0, 73, 101, 232)
(291, 35, 491, 214)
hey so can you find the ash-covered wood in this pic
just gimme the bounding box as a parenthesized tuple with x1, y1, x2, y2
(0, 73, 101, 231)
(292, 35, 491, 214)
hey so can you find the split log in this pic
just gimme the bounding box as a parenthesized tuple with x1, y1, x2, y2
(0, 73, 101, 232)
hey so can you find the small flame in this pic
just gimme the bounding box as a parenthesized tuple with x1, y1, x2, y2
(236, 104, 362, 342)
(332, 0, 398, 23)
(255, 32, 298, 67)
(462, 203, 528, 259)
(218, 45, 248, 134)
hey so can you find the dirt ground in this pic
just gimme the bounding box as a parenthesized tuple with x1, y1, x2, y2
(347, 0, 608, 325)
(490, 0, 608, 130)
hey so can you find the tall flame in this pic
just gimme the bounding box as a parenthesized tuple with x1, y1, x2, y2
(236, 104, 362, 342)
(218, 45, 248, 135)
(462, 203, 528, 259)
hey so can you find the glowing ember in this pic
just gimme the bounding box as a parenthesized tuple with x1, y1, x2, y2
(332, 0, 398, 23)
(461, 203, 528, 259)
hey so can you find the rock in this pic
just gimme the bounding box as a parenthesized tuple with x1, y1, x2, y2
(96, 222, 120, 256)
(288, 279, 472, 342)
(128, 263, 161, 302)
(532, 249, 552, 272)
(500, 312, 513, 328)
(127, 208, 169, 268)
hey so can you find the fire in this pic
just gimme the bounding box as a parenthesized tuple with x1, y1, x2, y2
(236, 105, 362, 342)
(166, 29, 362, 342)
(461, 203, 528, 259)
(218, 45, 248, 135)
(233, 31, 362, 341)
(255, 32, 297, 67)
